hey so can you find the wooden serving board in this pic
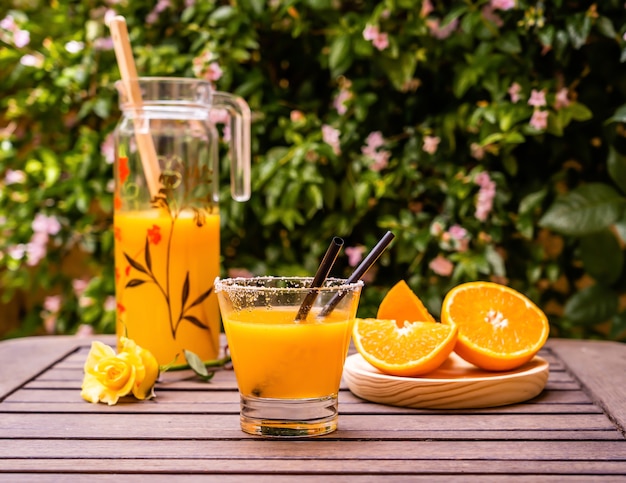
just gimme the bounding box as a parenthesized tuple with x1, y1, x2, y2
(343, 352, 549, 409)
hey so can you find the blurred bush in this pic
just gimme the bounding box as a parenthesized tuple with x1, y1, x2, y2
(1, 0, 626, 341)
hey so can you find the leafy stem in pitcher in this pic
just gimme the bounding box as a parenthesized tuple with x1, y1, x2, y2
(120, 156, 215, 341)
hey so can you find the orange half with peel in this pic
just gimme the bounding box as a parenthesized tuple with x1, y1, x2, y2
(352, 318, 457, 377)
(441, 281, 549, 371)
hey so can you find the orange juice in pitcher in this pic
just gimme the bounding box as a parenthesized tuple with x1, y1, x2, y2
(113, 77, 250, 364)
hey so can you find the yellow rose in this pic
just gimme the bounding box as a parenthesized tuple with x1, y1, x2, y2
(81, 337, 159, 405)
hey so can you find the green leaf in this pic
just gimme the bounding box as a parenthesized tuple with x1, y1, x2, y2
(596, 16, 617, 38)
(605, 103, 626, 124)
(607, 146, 626, 195)
(328, 34, 351, 75)
(539, 183, 626, 236)
(579, 229, 623, 285)
(183, 350, 215, 381)
(564, 284, 619, 326)
(567, 102, 592, 122)
(496, 31, 522, 54)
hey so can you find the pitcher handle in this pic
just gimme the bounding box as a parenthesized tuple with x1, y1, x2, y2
(212, 91, 251, 202)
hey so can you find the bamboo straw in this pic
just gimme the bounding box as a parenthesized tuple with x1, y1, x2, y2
(108, 15, 161, 199)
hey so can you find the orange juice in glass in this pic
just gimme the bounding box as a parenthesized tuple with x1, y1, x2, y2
(215, 276, 363, 437)
(113, 77, 251, 365)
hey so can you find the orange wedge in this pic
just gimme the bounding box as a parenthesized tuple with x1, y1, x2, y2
(352, 318, 457, 377)
(441, 281, 549, 371)
(377, 280, 435, 324)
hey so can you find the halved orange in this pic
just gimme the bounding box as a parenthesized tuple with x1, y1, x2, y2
(441, 281, 549, 371)
(377, 280, 435, 325)
(352, 318, 457, 377)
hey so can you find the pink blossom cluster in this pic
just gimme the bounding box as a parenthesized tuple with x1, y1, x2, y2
(333, 81, 353, 115)
(4, 169, 26, 185)
(527, 88, 548, 130)
(344, 245, 376, 282)
(426, 18, 458, 40)
(0, 15, 30, 48)
(192, 51, 223, 83)
(363, 24, 389, 51)
(475, 171, 496, 222)
(422, 135, 440, 154)
(209, 108, 232, 142)
(146, 0, 171, 24)
(428, 223, 472, 276)
(361, 131, 391, 171)
(41, 295, 62, 334)
(8, 213, 61, 267)
(322, 125, 341, 155)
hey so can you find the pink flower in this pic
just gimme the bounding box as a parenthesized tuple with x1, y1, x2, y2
(475, 171, 496, 221)
(322, 125, 341, 155)
(345, 246, 365, 267)
(75, 324, 95, 337)
(363, 24, 378, 41)
(333, 86, 352, 115)
(370, 150, 390, 172)
(426, 18, 458, 39)
(528, 89, 547, 107)
(20, 54, 43, 67)
(363, 24, 389, 51)
(73, 279, 89, 298)
(491, 0, 516, 10)
(146, 0, 170, 24)
(422, 135, 441, 154)
(94, 37, 114, 51)
(290, 110, 305, 123)
(429, 255, 454, 277)
(470, 143, 485, 160)
(104, 296, 117, 312)
(554, 88, 570, 109)
(529, 110, 549, 130)
(430, 220, 444, 236)
(13, 29, 30, 48)
(65, 41, 84, 53)
(32, 213, 61, 235)
(43, 295, 62, 313)
(481, 5, 504, 27)
(442, 224, 470, 252)
(0, 15, 16, 31)
(26, 233, 49, 266)
(4, 169, 26, 184)
(420, 0, 434, 17)
(210, 108, 231, 142)
(228, 268, 254, 278)
(101, 133, 115, 164)
(363, 131, 385, 152)
(193, 51, 223, 83)
(361, 131, 391, 171)
(508, 82, 522, 103)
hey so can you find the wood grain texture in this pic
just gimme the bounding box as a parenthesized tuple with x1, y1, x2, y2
(0, 335, 624, 480)
(343, 352, 549, 409)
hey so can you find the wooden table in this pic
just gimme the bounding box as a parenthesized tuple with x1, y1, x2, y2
(0, 335, 625, 481)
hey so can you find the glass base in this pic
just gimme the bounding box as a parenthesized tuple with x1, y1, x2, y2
(240, 394, 338, 437)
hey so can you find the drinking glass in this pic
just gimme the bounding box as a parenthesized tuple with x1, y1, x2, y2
(215, 276, 363, 437)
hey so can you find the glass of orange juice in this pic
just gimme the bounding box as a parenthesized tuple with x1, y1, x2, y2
(215, 276, 363, 437)
(113, 77, 250, 365)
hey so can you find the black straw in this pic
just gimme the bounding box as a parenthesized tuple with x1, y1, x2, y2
(318, 231, 395, 318)
(295, 237, 344, 321)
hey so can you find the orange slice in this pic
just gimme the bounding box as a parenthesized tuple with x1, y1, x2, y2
(352, 318, 457, 377)
(377, 280, 435, 324)
(441, 281, 549, 371)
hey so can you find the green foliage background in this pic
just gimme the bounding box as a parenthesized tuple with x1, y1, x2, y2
(2, 0, 626, 341)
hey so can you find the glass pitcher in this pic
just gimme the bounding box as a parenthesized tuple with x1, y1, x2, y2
(113, 77, 251, 365)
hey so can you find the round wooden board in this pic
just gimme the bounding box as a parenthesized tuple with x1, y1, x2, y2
(343, 352, 549, 409)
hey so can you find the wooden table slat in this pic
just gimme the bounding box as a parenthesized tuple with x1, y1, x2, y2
(1, 335, 624, 479)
